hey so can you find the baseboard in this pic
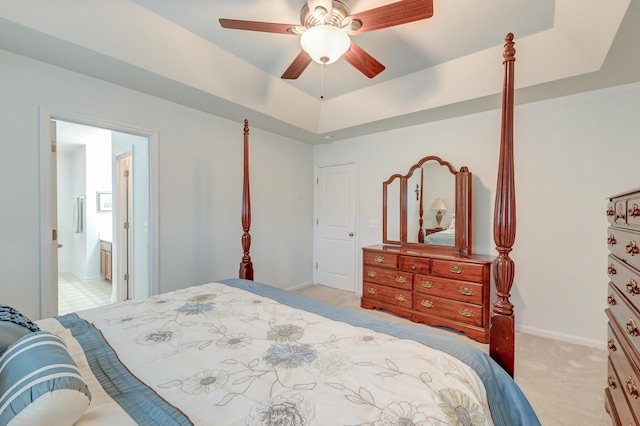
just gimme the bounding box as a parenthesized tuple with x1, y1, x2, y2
(517, 325, 605, 349)
(286, 281, 314, 291)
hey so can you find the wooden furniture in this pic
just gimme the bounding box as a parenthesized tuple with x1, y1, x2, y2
(362, 245, 493, 343)
(239, 34, 519, 376)
(100, 240, 112, 281)
(605, 188, 640, 425)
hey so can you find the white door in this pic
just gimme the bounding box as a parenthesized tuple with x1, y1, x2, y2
(115, 153, 133, 301)
(315, 163, 358, 292)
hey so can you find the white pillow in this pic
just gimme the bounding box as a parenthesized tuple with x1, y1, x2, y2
(0, 331, 91, 425)
(447, 211, 456, 230)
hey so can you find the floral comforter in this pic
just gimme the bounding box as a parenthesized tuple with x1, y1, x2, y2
(38, 280, 539, 426)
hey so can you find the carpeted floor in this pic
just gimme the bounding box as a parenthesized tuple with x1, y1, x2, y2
(293, 284, 612, 426)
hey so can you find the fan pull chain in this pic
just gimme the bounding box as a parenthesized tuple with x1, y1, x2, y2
(320, 64, 325, 100)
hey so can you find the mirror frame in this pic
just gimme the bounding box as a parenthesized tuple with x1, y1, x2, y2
(382, 155, 472, 255)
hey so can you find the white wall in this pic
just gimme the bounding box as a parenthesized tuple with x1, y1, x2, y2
(315, 81, 640, 347)
(0, 50, 314, 320)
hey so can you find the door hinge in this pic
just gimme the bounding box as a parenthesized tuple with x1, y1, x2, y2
(124, 170, 129, 178)
(52, 229, 57, 241)
(51, 140, 56, 153)
(316, 177, 319, 184)
(316, 218, 318, 225)
(315, 262, 318, 269)
(124, 222, 129, 230)
(124, 273, 129, 281)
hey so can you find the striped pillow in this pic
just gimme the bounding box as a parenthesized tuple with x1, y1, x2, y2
(0, 331, 91, 425)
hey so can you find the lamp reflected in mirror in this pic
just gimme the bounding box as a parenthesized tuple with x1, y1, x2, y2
(430, 197, 447, 230)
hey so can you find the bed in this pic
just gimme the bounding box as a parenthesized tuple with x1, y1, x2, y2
(1, 34, 533, 425)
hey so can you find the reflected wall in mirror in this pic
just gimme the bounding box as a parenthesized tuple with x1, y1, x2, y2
(382, 155, 472, 255)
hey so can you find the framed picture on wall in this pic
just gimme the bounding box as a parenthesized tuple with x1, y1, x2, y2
(97, 192, 112, 212)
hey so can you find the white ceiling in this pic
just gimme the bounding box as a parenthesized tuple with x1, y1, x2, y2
(0, 0, 638, 144)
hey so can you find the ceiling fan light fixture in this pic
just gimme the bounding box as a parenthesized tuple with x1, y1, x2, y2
(300, 25, 350, 65)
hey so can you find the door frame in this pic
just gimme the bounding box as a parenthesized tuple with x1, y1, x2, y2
(38, 106, 160, 318)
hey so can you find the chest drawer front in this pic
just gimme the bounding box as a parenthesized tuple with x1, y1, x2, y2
(608, 255, 640, 311)
(398, 256, 430, 273)
(607, 323, 640, 417)
(608, 227, 640, 272)
(363, 265, 413, 290)
(607, 283, 640, 357)
(413, 294, 483, 327)
(628, 196, 640, 228)
(607, 359, 639, 426)
(363, 283, 412, 308)
(363, 251, 398, 269)
(414, 274, 483, 305)
(431, 259, 485, 282)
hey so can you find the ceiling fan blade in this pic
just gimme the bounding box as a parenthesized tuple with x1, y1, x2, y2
(347, 0, 434, 34)
(307, 0, 333, 23)
(219, 19, 302, 35)
(342, 41, 385, 78)
(281, 50, 313, 79)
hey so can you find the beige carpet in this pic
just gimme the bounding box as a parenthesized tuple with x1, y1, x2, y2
(293, 284, 612, 426)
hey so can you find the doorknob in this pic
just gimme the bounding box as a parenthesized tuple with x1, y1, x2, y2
(348, 232, 354, 237)
(57, 243, 63, 248)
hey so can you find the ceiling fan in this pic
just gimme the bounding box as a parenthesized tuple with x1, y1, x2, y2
(219, 0, 434, 80)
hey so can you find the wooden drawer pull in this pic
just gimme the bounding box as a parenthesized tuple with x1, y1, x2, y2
(607, 293, 616, 305)
(626, 278, 639, 295)
(420, 300, 433, 308)
(395, 276, 407, 284)
(411, 265, 417, 270)
(608, 374, 616, 389)
(420, 281, 434, 289)
(626, 377, 639, 399)
(395, 294, 407, 302)
(374, 256, 385, 263)
(459, 287, 474, 296)
(459, 309, 473, 318)
(625, 240, 639, 256)
(367, 287, 377, 295)
(449, 265, 463, 274)
(367, 270, 377, 278)
(607, 338, 616, 352)
(625, 319, 639, 336)
(607, 234, 617, 245)
(608, 264, 617, 275)
(629, 203, 640, 218)
(606, 206, 615, 217)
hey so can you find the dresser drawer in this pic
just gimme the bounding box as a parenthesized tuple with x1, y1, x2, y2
(606, 358, 639, 426)
(363, 265, 412, 290)
(607, 324, 640, 419)
(607, 201, 617, 224)
(363, 251, 398, 269)
(608, 227, 640, 272)
(414, 274, 483, 305)
(608, 255, 640, 311)
(363, 283, 412, 309)
(607, 283, 640, 357)
(398, 256, 430, 273)
(628, 196, 640, 228)
(413, 294, 483, 327)
(431, 259, 485, 282)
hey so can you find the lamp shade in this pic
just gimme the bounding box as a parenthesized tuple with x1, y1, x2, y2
(430, 197, 447, 211)
(300, 25, 350, 65)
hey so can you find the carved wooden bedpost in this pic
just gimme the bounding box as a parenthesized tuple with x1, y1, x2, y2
(491, 33, 516, 376)
(239, 119, 254, 280)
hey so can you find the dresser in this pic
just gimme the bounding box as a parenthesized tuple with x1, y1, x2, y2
(361, 245, 493, 343)
(100, 240, 112, 282)
(605, 188, 640, 425)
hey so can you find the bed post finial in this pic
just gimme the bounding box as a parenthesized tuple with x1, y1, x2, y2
(240, 119, 254, 280)
(491, 33, 516, 376)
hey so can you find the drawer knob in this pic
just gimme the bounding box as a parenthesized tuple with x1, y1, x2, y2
(367, 270, 378, 278)
(625, 240, 639, 256)
(421, 281, 434, 288)
(374, 256, 385, 263)
(420, 300, 434, 308)
(449, 265, 463, 274)
(395, 276, 407, 284)
(606, 206, 615, 217)
(629, 203, 640, 218)
(607, 293, 616, 305)
(626, 278, 639, 295)
(626, 377, 639, 399)
(459, 309, 474, 318)
(367, 287, 377, 295)
(608, 264, 617, 275)
(411, 265, 416, 270)
(625, 318, 639, 336)
(395, 294, 407, 302)
(607, 338, 617, 352)
(459, 287, 474, 296)
(607, 234, 617, 245)
(608, 374, 616, 389)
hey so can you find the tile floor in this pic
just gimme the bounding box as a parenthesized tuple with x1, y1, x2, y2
(58, 271, 113, 315)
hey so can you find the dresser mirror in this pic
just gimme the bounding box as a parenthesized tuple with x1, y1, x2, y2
(382, 155, 472, 255)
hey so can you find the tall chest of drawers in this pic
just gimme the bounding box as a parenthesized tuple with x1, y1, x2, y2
(605, 188, 640, 425)
(361, 245, 493, 343)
